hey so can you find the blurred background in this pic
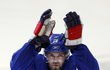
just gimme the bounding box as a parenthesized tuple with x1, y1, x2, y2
(0, 0, 110, 70)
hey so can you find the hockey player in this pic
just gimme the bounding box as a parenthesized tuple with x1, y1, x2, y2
(10, 9, 99, 70)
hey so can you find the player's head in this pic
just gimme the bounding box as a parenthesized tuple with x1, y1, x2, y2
(44, 34, 69, 70)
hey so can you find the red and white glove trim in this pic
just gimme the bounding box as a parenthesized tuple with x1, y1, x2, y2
(65, 24, 83, 46)
(34, 19, 55, 37)
(34, 21, 43, 36)
(34, 18, 50, 36)
(65, 38, 82, 46)
(68, 24, 82, 40)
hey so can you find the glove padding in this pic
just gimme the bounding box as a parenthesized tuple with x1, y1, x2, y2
(34, 9, 55, 36)
(64, 11, 83, 47)
(30, 35, 50, 48)
(40, 9, 52, 23)
(31, 9, 55, 49)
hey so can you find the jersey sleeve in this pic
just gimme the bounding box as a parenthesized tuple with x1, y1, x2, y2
(10, 41, 39, 70)
(71, 44, 100, 70)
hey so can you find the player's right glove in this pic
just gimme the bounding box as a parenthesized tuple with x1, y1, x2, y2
(30, 9, 55, 48)
(63, 11, 83, 48)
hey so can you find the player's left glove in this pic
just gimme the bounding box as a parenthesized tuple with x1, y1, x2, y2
(30, 9, 55, 49)
(63, 11, 83, 48)
(34, 9, 55, 37)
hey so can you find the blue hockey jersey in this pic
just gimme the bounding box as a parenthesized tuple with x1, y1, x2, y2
(10, 42, 99, 70)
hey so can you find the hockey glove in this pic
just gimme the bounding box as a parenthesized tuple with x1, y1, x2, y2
(64, 11, 83, 47)
(30, 9, 55, 48)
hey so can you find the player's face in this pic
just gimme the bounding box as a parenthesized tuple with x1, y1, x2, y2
(47, 52, 66, 70)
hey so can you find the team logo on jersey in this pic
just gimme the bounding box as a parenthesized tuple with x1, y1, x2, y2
(52, 46, 60, 50)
